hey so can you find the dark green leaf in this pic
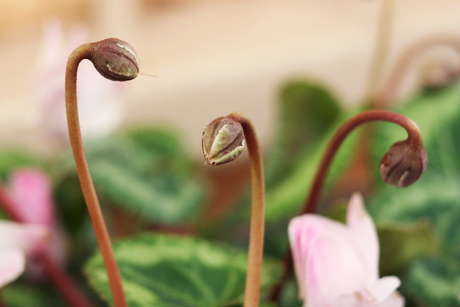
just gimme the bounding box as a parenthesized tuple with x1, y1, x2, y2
(265, 109, 360, 222)
(368, 172, 460, 255)
(404, 254, 460, 307)
(377, 220, 437, 276)
(265, 80, 341, 187)
(56, 128, 206, 225)
(0, 150, 44, 181)
(3, 283, 67, 307)
(85, 234, 282, 307)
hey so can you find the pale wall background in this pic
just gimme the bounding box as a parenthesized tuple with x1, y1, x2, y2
(0, 0, 459, 156)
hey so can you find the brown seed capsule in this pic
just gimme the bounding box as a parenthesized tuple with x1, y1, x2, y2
(89, 38, 139, 81)
(380, 139, 428, 187)
(202, 116, 245, 165)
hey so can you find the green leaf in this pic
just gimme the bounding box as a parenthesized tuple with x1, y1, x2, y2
(377, 220, 437, 276)
(278, 277, 302, 307)
(265, 80, 341, 187)
(53, 174, 88, 234)
(265, 109, 360, 222)
(3, 283, 67, 307)
(85, 234, 282, 307)
(368, 172, 460, 255)
(0, 150, 44, 181)
(404, 254, 460, 307)
(56, 128, 206, 225)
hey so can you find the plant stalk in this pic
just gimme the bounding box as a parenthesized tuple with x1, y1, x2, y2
(271, 110, 423, 302)
(65, 44, 127, 307)
(228, 112, 265, 307)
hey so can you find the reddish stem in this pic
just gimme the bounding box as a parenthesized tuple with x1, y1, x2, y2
(301, 110, 422, 215)
(66, 44, 127, 307)
(228, 112, 265, 307)
(0, 182, 94, 307)
(271, 110, 423, 302)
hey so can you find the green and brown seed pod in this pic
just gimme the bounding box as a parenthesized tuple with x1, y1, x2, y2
(202, 116, 246, 165)
(89, 38, 139, 81)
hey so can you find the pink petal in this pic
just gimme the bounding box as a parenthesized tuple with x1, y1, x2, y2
(289, 215, 351, 300)
(0, 221, 50, 254)
(9, 169, 55, 227)
(373, 291, 405, 307)
(361, 276, 401, 302)
(346, 193, 379, 280)
(0, 248, 25, 288)
(334, 277, 403, 306)
(304, 234, 368, 306)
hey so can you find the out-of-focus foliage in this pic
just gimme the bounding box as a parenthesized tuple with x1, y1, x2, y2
(0, 151, 44, 181)
(372, 82, 460, 179)
(85, 234, 282, 307)
(262, 80, 360, 221)
(368, 80, 460, 307)
(404, 254, 460, 307)
(3, 283, 67, 307)
(264, 80, 341, 187)
(377, 220, 437, 276)
(54, 127, 206, 226)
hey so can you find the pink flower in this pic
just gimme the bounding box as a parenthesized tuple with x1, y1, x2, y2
(0, 221, 49, 288)
(288, 193, 404, 307)
(8, 169, 68, 268)
(33, 19, 125, 144)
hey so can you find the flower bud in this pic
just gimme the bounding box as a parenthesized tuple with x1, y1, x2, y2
(202, 116, 245, 165)
(379, 140, 428, 187)
(90, 38, 139, 81)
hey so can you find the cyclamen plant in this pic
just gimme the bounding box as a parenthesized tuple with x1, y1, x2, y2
(65, 37, 429, 307)
(3, 7, 458, 305)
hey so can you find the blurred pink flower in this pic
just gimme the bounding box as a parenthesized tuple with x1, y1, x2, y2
(33, 19, 125, 144)
(288, 193, 404, 307)
(0, 221, 49, 288)
(8, 169, 68, 269)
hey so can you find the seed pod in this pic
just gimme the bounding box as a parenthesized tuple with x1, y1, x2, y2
(202, 116, 245, 165)
(380, 139, 428, 187)
(89, 38, 139, 81)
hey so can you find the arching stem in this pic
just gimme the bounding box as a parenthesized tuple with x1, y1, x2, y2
(227, 112, 265, 307)
(65, 44, 127, 307)
(301, 110, 422, 215)
(271, 110, 424, 302)
(376, 33, 460, 108)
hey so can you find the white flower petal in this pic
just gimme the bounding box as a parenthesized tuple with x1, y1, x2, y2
(346, 193, 379, 280)
(304, 234, 368, 306)
(0, 248, 25, 288)
(0, 221, 50, 253)
(289, 215, 351, 300)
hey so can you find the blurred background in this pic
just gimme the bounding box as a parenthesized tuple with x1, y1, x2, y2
(0, 0, 459, 156)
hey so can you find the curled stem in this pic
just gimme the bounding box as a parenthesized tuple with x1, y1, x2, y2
(376, 33, 460, 108)
(302, 109, 424, 215)
(271, 110, 426, 302)
(65, 38, 139, 307)
(202, 111, 265, 307)
(0, 182, 94, 307)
